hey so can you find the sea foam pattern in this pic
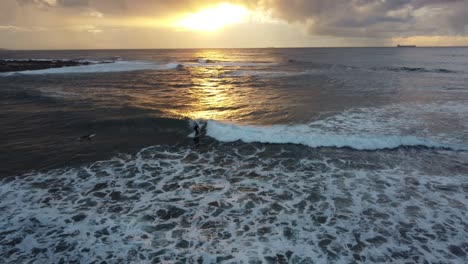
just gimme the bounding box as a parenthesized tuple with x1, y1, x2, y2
(1, 144, 467, 263)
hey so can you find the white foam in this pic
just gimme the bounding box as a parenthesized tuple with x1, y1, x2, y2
(206, 102, 468, 151)
(1, 61, 179, 76)
(1, 144, 467, 263)
(0, 60, 277, 76)
(205, 120, 455, 150)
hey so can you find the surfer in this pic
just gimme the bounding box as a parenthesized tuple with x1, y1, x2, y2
(193, 123, 200, 136)
(79, 134, 96, 141)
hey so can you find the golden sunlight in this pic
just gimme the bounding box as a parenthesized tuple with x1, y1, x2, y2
(176, 3, 249, 32)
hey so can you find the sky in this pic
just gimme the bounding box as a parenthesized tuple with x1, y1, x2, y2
(0, 0, 468, 49)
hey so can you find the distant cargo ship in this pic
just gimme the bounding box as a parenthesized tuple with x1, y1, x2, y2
(397, 45, 416, 48)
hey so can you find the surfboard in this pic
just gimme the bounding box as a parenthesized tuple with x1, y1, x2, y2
(188, 120, 207, 138)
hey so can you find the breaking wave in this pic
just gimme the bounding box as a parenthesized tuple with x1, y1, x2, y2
(0, 61, 180, 76)
(205, 120, 464, 151)
(0, 59, 277, 76)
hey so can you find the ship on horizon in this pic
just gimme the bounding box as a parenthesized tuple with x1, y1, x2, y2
(397, 44, 416, 48)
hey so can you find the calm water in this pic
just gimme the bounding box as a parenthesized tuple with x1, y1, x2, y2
(1, 48, 468, 263)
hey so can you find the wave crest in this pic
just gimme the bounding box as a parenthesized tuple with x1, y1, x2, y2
(205, 120, 463, 151)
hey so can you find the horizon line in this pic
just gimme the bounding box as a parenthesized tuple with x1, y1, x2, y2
(2, 45, 468, 51)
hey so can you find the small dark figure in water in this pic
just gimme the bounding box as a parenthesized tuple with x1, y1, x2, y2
(193, 124, 200, 136)
(79, 134, 96, 141)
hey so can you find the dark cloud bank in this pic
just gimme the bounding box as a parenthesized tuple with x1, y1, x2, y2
(14, 0, 468, 38)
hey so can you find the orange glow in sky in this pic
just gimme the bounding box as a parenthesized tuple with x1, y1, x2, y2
(176, 3, 250, 32)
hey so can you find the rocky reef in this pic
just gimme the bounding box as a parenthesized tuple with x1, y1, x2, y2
(0, 59, 94, 72)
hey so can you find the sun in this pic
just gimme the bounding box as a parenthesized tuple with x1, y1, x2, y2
(176, 3, 250, 32)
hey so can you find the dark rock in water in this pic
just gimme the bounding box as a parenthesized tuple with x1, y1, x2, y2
(71, 213, 87, 222)
(448, 245, 466, 257)
(0, 59, 97, 72)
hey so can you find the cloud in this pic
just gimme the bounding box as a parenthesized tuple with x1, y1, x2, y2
(16, 0, 226, 16)
(17, 0, 89, 8)
(255, 0, 467, 37)
(9, 0, 468, 39)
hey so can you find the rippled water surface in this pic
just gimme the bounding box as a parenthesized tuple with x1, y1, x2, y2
(1, 48, 468, 263)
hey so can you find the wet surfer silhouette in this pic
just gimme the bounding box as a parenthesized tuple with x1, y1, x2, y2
(193, 123, 200, 136)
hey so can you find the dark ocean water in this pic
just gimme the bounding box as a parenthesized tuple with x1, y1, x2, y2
(1, 48, 468, 263)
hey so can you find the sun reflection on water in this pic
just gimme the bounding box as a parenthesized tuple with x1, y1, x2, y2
(171, 67, 244, 121)
(162, 50, 248, 121)
(126, 49, 291, 125)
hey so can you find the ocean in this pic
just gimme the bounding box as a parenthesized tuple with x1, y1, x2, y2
(1, 48, 467, 263)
